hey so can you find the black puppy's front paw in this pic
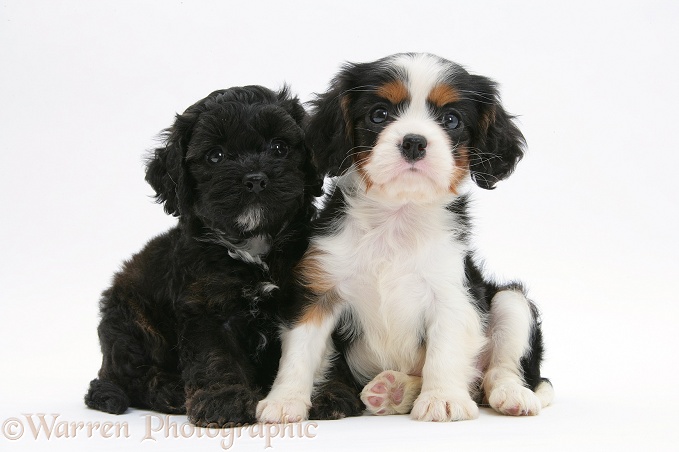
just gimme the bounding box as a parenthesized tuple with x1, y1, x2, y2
(186, 385, 261, 427)
(309, 382, 363, 420)
(146, 373, 186, 414)
(84, 378, 130, 414)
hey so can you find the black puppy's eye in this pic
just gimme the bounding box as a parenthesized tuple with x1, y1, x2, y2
(207, 148, 224, 164)
(369, 107, 389, 124)
(270, 139, 289, 157)
(442, 112, 461, 130)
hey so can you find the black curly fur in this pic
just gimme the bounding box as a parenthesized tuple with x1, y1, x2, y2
(308, 334, 365, 420)
(85, 85, 324, 426)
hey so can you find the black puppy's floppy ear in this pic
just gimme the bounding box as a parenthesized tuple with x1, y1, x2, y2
(275, 86, 324, 198)
(276, 85, 307, 126)
(145, 134, 189, 217)
(467, 75, 526, 190)
(145, 92, 223, 216)
(302, 142, 324, 198)
(306, 72, 355, 178)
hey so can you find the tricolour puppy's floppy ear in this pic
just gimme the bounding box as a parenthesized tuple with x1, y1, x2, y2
(145, 91, 224, 216)
(467, 75, 526, 190)
(306, 72, 355, 178)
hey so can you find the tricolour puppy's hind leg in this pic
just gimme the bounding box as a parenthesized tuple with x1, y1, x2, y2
(482, 288, 554, 416)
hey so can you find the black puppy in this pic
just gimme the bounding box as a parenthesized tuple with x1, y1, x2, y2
(85, 85, 322, 426)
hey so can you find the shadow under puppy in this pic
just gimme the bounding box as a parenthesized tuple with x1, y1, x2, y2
(85, 85, 323, 426)
(258, 53, 553, 423)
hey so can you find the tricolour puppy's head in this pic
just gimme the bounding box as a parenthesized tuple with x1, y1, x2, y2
(145, 85, 322, 237)
(307, 53, 525, 202)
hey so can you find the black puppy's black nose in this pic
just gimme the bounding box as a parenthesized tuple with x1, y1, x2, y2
(243, 172, 268, 193)
(400, 134, 427, 162)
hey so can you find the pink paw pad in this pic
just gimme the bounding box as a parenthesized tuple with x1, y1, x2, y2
(505, 405, 521, 416)
(361, 371, 413, 416)
(391, 387, 404, 404)
(367, 396, 384, 408)
(371, 383, 387, 394)
(504, 405, 532, 416)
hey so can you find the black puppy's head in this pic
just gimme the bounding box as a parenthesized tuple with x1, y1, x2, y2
(145, 85, 321, 238)
(307, 53, 525, 198)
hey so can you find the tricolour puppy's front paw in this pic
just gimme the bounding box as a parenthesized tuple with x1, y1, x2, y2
(488, 383, 542, 416)
(256, 397, 309, 423)
(410, 390, 478, 421)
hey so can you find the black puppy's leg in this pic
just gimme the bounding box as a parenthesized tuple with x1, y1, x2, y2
(309, 345, 363, 420)
(86, 289, 181, 414)
(86, 292, 145, 414)
(179, 315, 262, 427)
(482, 288, 554, 416)
(85, 378, 130, 415)
(186, 384, 261, 427)
(87, 363, 183, 416)
(141, 370, 186, 414)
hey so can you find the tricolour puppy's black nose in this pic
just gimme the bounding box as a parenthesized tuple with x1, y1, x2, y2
(243, 172, 268, 193)
(400, 134, 427, 162)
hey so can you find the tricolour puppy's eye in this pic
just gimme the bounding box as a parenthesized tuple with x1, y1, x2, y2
(442, 112, 461, 130)
(270, 139, 289, 157)
(369, 107, 389, 124)
(207, 148, 224, 164)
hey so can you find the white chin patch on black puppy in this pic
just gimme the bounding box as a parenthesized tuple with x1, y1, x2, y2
(237, 206, 263, 232)
(86, 85, 323, 427)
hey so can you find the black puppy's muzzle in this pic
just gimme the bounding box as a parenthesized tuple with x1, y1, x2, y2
(243, 172, 268, 194)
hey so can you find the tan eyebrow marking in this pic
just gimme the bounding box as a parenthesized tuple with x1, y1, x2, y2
(428, 84, 460, 107)
(376, 80, 410, 104)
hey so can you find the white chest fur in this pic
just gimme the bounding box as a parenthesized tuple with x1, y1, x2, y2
(315, 186, 470, 384)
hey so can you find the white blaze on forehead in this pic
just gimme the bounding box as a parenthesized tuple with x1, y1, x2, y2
(359, 54, 465, 202)
(389, 54, 454, 116)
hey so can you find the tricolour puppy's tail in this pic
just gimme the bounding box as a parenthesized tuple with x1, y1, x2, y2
(534, 378, 555, 408)
(84, 378, 130, 414)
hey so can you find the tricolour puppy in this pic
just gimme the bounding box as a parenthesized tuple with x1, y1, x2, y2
(85, 85, 322, 426)
(258, 53, 553, 422)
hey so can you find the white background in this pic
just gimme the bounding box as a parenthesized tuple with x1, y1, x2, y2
(1, 1, 678, 450)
